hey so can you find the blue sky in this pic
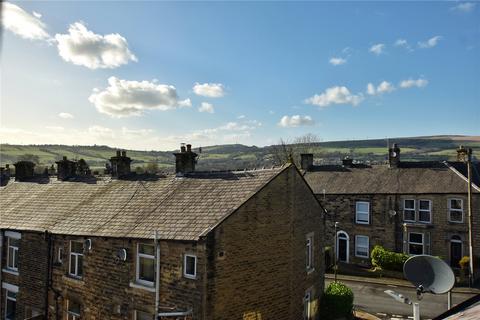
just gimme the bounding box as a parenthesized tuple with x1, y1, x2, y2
(1, 1, 479, 150)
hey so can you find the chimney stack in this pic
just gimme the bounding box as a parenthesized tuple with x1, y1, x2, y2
(342, 157, 353, 167)
(456, 145, 472, 163)
(13, 161, 35, 181)
(300, 154, 314, 171)
(174, 143, 198, 175)
(56, 156, 77, 180)
(0, 165, 11, 186)
(110, 150, 132, 178)
(388, 143, 401, 168)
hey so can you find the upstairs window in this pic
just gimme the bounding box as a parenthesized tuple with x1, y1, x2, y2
(184, 254, 197, 279)
(69, 241, 84, 278)
(355, 235, 369, 258)
(137, 243, 155, 286)
(306, 234, 314, 271)
(6, 237, 20, 272)
(408, 233, 424, 255)
(67, 300, 81, 320)
(5, 289, 17, 320)
(355, 201, 370, 224)
(418, 200, 432, 223)
(448, 199, 463, 223)
(403, 199, 415, 222)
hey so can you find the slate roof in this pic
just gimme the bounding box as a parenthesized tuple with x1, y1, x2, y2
(304, 161, 480, 195)
(0, 166, 288, 240)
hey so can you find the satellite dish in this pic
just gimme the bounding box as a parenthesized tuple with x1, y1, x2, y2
(116, 248, 127, 262)
(84, 239, 92, 251)
(404, 255, 455, 295)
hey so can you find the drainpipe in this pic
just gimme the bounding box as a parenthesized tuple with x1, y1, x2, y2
(466, 150, 474, 285)
(45, 231, 52, 319)
(0, 231, 3, 311)
(154, 231, 160, 319)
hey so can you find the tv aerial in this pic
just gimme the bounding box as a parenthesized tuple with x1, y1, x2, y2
(385, 255, 455, 320)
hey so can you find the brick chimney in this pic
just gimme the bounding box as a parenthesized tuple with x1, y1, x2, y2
(388, 143, 401, 168)
(13, 161, 35, 181)
(456, 145, 472, 162)
(342, 157, 353, 167)
(300, 154, 314, 171)
(174, 143, 198, 175)
(56, 156, 77, 180)
(110, 150, 132, 178)
(0, 164, 11, 186)
(76, 159, 91, 176)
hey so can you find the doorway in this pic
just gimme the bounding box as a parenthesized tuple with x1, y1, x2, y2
(450, 235, 462, 268)
(337, 231, 349, 263)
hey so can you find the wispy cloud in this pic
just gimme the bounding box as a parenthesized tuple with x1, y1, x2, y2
(399, 78, 429, 88)
(278, 115, 315, 128)
(89, 77, 191, 117)
(394, 38, 413, 51)
(55, 22, 137, 69)
(366, 81, 395, 96)
(369, 43, 385, 55)
(198, 102, 215, 113)
(418, 36, 442, 49)
(58, 112, 74, 119)
(451, 2, 476, 13)
(329, 57, 347, 66)
(305, 86, 364, 108)
(193, 82, 225, 98)
(2, 2, 50, 41)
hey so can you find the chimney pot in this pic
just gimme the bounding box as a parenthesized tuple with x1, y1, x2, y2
(186, 144, 192, 152)
(63, 156, 67, 161)
(342, 157, 353, 167)
(116, 150, 121, 157)
(6, 164, 9, 169)
(180, 145, 186, 153)
(121, 150, 127, 157)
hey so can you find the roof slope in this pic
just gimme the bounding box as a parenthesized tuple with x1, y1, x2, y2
(304, 162, 480, 195)
(0, 166, 287, 240)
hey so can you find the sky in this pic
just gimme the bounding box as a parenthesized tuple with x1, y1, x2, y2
(1, 1, 479, 151)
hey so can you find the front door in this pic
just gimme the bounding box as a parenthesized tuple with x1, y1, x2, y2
(450, 238, 462, 268)
(337, 232, 349, 263)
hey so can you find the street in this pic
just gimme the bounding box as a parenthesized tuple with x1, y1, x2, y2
(325, 279, 476, 319)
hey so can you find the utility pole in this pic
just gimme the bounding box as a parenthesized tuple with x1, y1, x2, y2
(466, 148, 474, 286)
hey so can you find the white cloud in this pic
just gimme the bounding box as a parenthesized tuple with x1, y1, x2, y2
(237, 115, 246, 119)
(394, 39, 408, 47)
(58, 112, 74, 119)
(369, 43, 385, 55)
(366, 81, 395, 95)
(305, 86, 364, 108)
(366, 83, 376, 96)
(451, 2, 476, 12)
(399, 78, 429, 88)
(55, 22, 137, 69)
(278, 115, 315, 128)
(32, 11, 42, 19)
(89, 77, 191, 117)
(88, 125, 115, 138)
(45, 126, 65, 132)
(121, 127, 154, 137)
(418, 36, 442, 49)
(2, 2, 50, 40)
(192, 82, 225, 98)
(329, 57, 347, 66)
(198, 102, 214, 113)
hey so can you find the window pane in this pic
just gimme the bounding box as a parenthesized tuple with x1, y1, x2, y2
(419, 211, 430, 222)
(8, 247, 15, 268)
(9, 238, 20, 247)
(71, 241, 83, 253)
(450, 210, 463, 222)
(7, 291, 17, 299)
(70, 254, 76, 275)
(185, 255, 196, 276)
(409, 233, 423, 244)
(404, 200, 415, 209)
(404, 210, 415, 221)
(450, 199, 462, 210)
(419, 200, 430, 210)
(77, 255, 83, 277)
(356, 202, 368, 212)
(6, 297, 16, 320)
(356, 236, 367, 246)
(139, 256, 155, 282)
(68, 301, 81, 314)
(139, 244, 154, 256)
(409, 244, 423, 255)
(357, 212, 368, 223)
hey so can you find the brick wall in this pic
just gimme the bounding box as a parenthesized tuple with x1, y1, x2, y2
(206, 165, 325, 320)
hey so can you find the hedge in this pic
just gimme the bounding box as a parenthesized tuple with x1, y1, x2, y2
(371, 245, 409, 272)
(320, 281, 354, 320)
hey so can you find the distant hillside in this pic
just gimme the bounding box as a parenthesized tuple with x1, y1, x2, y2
(1, 135, 479, 172)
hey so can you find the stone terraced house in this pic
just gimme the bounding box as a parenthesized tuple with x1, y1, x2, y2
(0, 145, 325, 320)
(302, 144, 480, 279)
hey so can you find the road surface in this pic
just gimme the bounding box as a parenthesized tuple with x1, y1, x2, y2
(325, 278, 476, 319)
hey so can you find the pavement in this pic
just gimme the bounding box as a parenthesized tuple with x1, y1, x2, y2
(325, 274, 479, 320)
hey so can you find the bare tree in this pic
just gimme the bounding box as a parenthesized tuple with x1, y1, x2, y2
(270, 133, 320, 166)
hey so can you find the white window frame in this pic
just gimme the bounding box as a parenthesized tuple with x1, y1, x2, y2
(403, 199, 416, 222)
(408, 232, 424, 255)
(355, 235, 369, 258)
(6, 237, 20, 272)
(3, 283, 18, 320)
(136, 243, 155, 286)
(69, 241, 84, 278)
(418, 199, 432, 223)
(306, 233, 314, 272)
(183, 254, 197, 279)
(355, 201, 370, 224)
(448, 198, 464, 223)
(58, 246, 63, 263)
(303, 289, 312, 320)
(66, 299, 81, 320)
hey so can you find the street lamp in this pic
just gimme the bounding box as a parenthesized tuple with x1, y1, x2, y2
(384, 290, 419, 320)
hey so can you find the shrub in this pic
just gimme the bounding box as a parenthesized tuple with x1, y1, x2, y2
(371, 245, 409, 272)
(320, 281, 354, 320)
(459, 256, 470, 270)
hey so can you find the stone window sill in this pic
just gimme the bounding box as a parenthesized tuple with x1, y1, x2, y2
(62, 274, 84, 285)
(2, 268, 19, 276)
(129, 281, 156, 292)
